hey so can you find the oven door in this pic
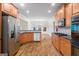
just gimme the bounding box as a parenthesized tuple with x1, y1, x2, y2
(71, 15, 79, 41)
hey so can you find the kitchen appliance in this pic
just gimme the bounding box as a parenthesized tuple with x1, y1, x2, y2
(58, 18, 65, 27)
(71, 15, 79, 56)
(71, 15, 79, 41)
(2, 14, 20, 55)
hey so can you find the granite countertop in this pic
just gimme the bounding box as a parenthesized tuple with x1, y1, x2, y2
(62, 36, 79, 48)
(20, 30, 41, 33)
(53, 32, 79, 48)
(53, 32, 72, 40)
(62, 35, 72, 40)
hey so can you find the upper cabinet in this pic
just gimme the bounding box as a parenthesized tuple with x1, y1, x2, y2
(73, 3, 79, 14)
(55, 5, 65, 21)
(65, 4, 72, 27)
(54, 4, 73, 27)
(59, 5, 65, 20)
(2, 3, 18, 17)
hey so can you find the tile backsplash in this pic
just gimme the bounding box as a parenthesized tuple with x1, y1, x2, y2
(58, 27, 71, 35)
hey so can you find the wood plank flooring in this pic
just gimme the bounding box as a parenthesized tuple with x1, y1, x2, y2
(15, 34, 61, 56)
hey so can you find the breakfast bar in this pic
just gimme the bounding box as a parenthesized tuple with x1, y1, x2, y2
(19, 30, 41, 44)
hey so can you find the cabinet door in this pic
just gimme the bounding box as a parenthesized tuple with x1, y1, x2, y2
(56, 5, 64, 21)
(10, 5, 17, 17)
(52, 35, 56, 47)
(73, 3, 79, 14)
(60, 37, 71, 56)
(2, 3, 11, 13)
(60, 38, 65, 54)
(64, 39, 71, 56)
(19, 32, 34, 44)
(2, 4, 17, 17)
(55, 35, 60, 50)
(65, 4, 72, 27)
(59, 5, 65, 19)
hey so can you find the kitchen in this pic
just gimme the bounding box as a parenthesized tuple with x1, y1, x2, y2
(0, 3, 79, 56)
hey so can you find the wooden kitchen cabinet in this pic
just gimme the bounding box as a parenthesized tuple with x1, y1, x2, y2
(10, 4, 18, 17)
(52, 34, 56, 47)
(54, 4, 72, 27)
(52, 34, 72, 56)
(2, 3, 18, 17)
(19, 32, 34, 44)
(52, 34, 60, 50)
(60, 37, 71, 56)
(55, 35, 60, 50)
(55, 5, 65, 21)
(65, 4, 72, 27)
(55, 11, 61, 21)
(59, 5, 65, 20)
(2, 4, 11, 14)
(73, 3, 79, 14)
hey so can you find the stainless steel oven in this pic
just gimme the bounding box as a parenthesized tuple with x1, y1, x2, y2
(71, 15, 79, 56)
(71, 15, 79, 41)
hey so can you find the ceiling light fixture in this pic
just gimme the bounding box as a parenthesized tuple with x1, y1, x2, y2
(20, 3, 24, 7)
(26, 10, 30, 14)
(48, 10, 51, 13)
(51, 3, 55, 6)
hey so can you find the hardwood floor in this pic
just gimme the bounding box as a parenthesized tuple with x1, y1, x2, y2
(15, 34, 61, 56)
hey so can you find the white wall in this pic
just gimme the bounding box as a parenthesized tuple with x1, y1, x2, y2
(18, 14, 55, 36)
(28, 18, 55, 36)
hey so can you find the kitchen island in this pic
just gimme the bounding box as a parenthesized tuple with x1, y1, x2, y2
(19, 30, 41, 44)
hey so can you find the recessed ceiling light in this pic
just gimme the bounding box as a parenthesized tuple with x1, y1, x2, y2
(26, 10, 30, 14)
(20, 3, 24, 7)
(51, 3, 55, 6)
(48, 10, 51, 13)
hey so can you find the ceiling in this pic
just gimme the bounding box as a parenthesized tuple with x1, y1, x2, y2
(13, 3, 63, 19)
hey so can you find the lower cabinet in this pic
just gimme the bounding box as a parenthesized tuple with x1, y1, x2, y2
(60, 37, 71, 56)
(55, 35, 60, 50)
(52, 34, 60, 50)
(52, 34, 72, 56)
(19, 32, 34, 44)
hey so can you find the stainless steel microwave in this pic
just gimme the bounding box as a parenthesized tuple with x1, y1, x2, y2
(58, 18, 65, 27)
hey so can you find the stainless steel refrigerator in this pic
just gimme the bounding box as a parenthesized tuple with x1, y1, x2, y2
(2, 15, 20, 56)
